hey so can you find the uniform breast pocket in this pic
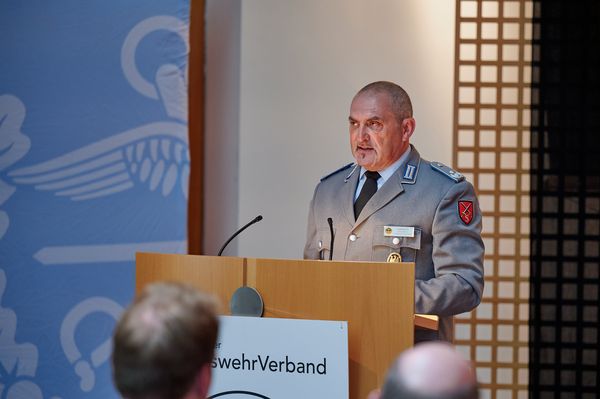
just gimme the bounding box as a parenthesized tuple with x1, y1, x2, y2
(372, 227, 422, 263)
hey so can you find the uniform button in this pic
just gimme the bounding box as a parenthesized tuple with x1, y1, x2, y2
(349, 234, 357, 242)
(392, 237, 400, 245)
(318, 240, 322, 249)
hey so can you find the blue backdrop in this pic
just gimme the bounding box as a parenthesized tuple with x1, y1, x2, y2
(0, 2, 190, 397)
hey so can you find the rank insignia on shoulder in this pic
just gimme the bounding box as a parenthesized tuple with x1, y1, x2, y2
(320, 162, 354, 181)
(430, 162, 464, 183)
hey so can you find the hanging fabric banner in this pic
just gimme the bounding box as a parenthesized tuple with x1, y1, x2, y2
(0, 1, 190, 397)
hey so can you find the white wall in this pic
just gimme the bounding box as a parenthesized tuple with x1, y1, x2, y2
(206, 0, 455, 259)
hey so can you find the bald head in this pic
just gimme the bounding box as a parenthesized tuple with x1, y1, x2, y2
(354, 81, 413, 123)
(379, 342, 478, 399)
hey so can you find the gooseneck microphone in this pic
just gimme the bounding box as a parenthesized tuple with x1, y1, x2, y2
(327, 217, 335, 261)
(217, 215, 263, 256)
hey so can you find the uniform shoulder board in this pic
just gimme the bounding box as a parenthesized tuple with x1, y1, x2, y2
(320, 162, 354, 181)
(430, 161, 465, 183)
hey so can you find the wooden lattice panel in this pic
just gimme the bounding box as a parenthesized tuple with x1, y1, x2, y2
(452, 1, 533, 398)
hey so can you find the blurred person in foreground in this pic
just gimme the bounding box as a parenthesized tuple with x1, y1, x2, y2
(367, 341, 478, 399)
(112, 282, 219, 399)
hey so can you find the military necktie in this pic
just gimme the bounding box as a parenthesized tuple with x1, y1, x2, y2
(354, 171, 381, 219)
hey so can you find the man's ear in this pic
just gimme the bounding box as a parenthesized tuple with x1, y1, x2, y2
(402, 117, 416, 142)
(193, 363, 212, 399)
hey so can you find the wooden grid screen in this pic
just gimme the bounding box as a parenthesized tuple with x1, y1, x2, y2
(453, 1, 532, 398)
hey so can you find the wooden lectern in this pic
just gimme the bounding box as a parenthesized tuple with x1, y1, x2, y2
(136, 252, 435, 399)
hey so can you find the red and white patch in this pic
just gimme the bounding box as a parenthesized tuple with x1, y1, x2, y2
(458, 201, 474, 225)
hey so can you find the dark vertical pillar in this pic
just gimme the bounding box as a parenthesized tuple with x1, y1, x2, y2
(530, 1, 600, 398)
(188, 0, 205, 254)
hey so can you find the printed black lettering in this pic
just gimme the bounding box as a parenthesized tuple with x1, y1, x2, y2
(242, 353, 251, 370)
(317, 358, 327, 375)
(269, 360, 278, 372)
(258, 355, 270, 371)
(217, 357, 232, 369)
(213, 354, 327, 375)
(285, 356, 295, 372)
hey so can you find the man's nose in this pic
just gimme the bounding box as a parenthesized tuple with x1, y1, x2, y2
(357, 125, 369, 141)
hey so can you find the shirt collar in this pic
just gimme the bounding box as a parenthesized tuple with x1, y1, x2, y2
(359, 146, 412, 183)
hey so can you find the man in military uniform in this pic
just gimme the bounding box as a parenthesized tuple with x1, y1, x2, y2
(304, 81, 484, 342)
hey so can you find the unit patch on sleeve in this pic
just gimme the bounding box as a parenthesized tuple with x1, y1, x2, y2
(458, 200, 474, 225)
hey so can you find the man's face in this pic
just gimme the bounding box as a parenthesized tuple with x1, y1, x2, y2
(349, 92, 414, 171)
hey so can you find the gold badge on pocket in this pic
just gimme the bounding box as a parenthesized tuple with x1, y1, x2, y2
(386, 252, 402, 263)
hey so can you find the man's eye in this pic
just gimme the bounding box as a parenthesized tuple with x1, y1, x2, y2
(349, 120, 359, 127)
(367, 121, 383, 131)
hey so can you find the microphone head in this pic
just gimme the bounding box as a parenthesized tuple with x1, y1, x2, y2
(255, 215, 263, 222)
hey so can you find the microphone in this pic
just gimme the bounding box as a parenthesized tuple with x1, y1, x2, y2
(327, 217, 335, 261)
(217, 215, 263, 256)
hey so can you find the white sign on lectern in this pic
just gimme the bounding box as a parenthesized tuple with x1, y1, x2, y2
(208, 316, 349, 399)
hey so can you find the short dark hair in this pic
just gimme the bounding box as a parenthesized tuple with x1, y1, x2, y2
(112, 282, 219, 399)
(355, 81, 413, 122)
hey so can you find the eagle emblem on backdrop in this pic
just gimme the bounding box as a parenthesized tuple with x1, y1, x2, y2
(8, 16, 190, 202)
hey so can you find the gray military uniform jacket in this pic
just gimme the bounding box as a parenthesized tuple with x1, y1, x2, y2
(303, 146, 484, 342)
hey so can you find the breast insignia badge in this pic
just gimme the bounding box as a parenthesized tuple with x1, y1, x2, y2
(386, 252, 402, 263)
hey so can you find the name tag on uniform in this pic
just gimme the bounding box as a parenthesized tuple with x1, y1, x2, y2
(383, 226, 414, 238)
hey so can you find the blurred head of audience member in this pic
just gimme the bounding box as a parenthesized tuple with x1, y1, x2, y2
(368, 341, 478, 399)
(112, 282, 219, 399)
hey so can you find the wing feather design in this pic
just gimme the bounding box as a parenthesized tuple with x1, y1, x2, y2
(9, 122, 189, 201)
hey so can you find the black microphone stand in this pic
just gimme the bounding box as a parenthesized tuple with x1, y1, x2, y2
(217, 215, 263, 256)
